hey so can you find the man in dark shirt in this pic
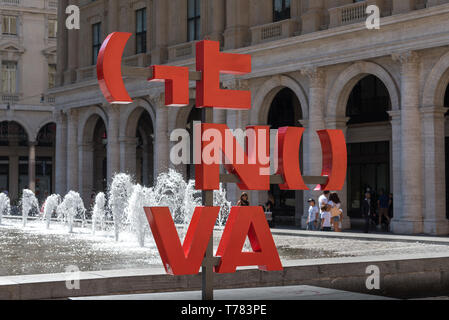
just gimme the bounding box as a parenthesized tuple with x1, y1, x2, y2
(377, 189, 390, 230)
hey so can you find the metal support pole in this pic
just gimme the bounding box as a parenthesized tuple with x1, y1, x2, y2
(202, 107, 214, 301)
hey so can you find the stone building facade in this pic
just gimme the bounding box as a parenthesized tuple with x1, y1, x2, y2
(0, 0, 57, 203)
(52, 0, 449, 235)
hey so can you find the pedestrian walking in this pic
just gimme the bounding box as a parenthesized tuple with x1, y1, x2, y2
(306, 198, 319, 231)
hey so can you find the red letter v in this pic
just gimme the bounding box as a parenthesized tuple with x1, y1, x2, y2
(144, 206, 220, 275)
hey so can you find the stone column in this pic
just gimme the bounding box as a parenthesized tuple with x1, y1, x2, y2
(388, 110, 402, 227)
(151, 0, 168, 64)
(154, 95, 169, 178)
(224, 0, 250, 49)
(78, 142, 94, 204)
(107, 0, 119, 33)
(65, 0, 79, 84)
(66, 109, 79, 192)
(208, 0, 225, 44)
(421, 106, 449, 235)
(325, 117, 351, 230)
(56, 0, 68, 86)
(107, 105, 121, 185)
(301, 0, 324, 34)
(9, 155, 18, 202)
(28, 142, 36, 192)
(120, 137, 138, 176)
(55, 111, 67, 195)
(391, 51, 424, 234)
(301, 67, 326, 228)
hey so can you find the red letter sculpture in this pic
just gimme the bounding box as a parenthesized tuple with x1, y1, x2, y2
(276, 127, 308, 190)
(97, 32, 133, 104)
(196, 40, 251, 110)
(316, 129, 347, 191)
(149, 65, 189, 106)
(215, 206, 283, 273)
(195, 123, 270, 191)
(144, 206, 219, 275)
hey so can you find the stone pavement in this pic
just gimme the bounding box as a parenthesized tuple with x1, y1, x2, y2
(71, 285, 394, 300)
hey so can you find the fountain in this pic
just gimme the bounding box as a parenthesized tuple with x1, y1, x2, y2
(108, 173, 134, 241)
(42, 194, 60, 229)
(91, 192, 106, 235)
(57, 191, 86, 233)
(21, 189, 39, 227)
(0, 193, 10, 225)
(126, 185, 151, 247)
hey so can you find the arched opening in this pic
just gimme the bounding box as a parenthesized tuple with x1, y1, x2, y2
(267, 87, 303, 226)
(186, 106, 202, 181)
(92, 118, 107, 193)
(346, 75, 392, 220)
(0, 121, 29, 204)
(135, 110, 154, 186)
(35, 123, 56, 201)
(444, 83, 449, 219)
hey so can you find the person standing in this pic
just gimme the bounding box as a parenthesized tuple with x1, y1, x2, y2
(237, 192, 250, 206)
(361, 192, 374, 233)
(320, 204, 332, 232)
(317, 191, 330, 230)
(329, 193, 342, 232)
(306, 199, 319, 231)
(377, 189, 390, 230)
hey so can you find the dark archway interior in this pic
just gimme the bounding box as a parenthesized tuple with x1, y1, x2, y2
(444, 83, 449, 219)
(346, 75, 391, 125)
(93, 118, 107, 193)
(36, 123, 56, 199)
(0, 122, 29, 199)
(267, 88, 302, 223)
(346, 75, 392, 219)
(136, 110, 154, 186)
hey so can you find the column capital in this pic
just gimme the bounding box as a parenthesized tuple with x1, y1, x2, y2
(222, 78, 250, 91)
(108, 104, 121, 115)
(324, 117, 349, 129)
(150, 92, 166, 107)
(392, 50, 420, 65)
(387, 109, 401, 119)
(298, 119, 309, 128)
(66, 108, 79, 121)
(301, 66, 325, 87)
(119, 136, 139, 145)
(420, 106, 447, 116)
(53, 110, 66, 123)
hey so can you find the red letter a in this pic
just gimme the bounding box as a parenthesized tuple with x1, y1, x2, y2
(215, 206, 283, 274)
(144, 206, 219, 275)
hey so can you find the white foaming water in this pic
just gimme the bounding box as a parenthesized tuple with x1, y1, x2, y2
(21, 189, 39, 227)
(126, 185, 152, 247)
(43, 194, 60, 229)
(214, 183, 232, 228)
(57, 191, 86, 233)
(0, 193, 10, 225)
(91, 192, 106, 235)
(109, 173, 134, 242)
(3, 170, 232, 250)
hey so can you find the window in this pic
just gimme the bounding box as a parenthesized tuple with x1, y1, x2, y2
(187, 0, 200, 42)
(48, 19, 57, 38)
(92, 23, 101, 65)
(2, 16, 17, 35)
(273, 0, 291, 22)
(48, 64, 56, 89)
(2, 62, 17, 93)
(136, 8, 147, 54)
